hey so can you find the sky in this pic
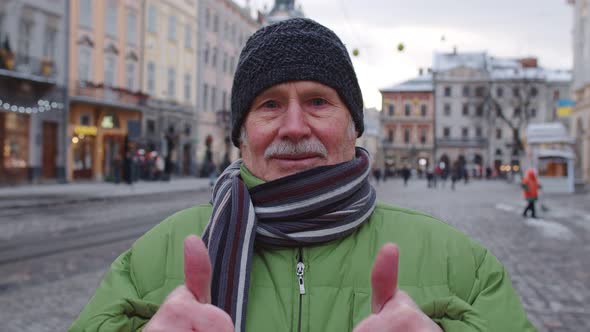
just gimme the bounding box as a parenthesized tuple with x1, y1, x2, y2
(235, 0, 574, 110)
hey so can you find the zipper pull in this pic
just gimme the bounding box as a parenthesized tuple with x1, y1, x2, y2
(296, 261, 306, 295)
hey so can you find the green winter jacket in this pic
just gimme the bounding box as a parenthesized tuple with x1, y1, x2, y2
(70, 168, 535, 332)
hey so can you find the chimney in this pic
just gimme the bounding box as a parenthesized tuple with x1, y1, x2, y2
(518, 57, 538, 68)
(453, 46, 457, 55)
(419, 68, 424, 76)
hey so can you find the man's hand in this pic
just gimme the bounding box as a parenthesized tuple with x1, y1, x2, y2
(143, 235, 234, 332)
(353, 244, 443, 332)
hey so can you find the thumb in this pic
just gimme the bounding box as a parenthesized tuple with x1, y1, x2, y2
(184, 235, 212, 303)
(370, 243, 399, 313)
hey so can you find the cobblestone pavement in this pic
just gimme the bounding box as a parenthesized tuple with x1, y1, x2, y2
(0, 179, 588, 331)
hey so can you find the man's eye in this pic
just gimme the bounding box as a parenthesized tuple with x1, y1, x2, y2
(262, 100, 279, 108)
(310, 98, 328, 107)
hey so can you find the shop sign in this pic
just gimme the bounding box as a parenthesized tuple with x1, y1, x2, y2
(74, 125, 98, 136)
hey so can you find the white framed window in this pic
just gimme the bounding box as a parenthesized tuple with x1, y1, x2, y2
(168, 67, 176, 97)
(211, 87, 216, 111)
(222, 91, 227, 109)
(184, 23, 192, 49)
(78, 46, 92, 82)
(212, 47, 217, 67)
(222, 52, 227, 73)
(213, 14, 218, 32)
(105, 0, 118, 38)
(168, 15, 176, 41)
(79, 0, 92, 28)
(184, 73, 191, 102)
(104, 56, 117, 87)
(126, 11, 137, 45)
(203, 84, 209, 110)
(147, 62, 156, 94)
(147, 4, 157, 33)
(205, 8, 210, 29)
(125, 62, 136, 91)
(18, 19, 33, 59)
(204, 43, 209, 64)
(43, 26, 57, 60)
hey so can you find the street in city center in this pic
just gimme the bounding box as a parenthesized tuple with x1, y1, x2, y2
(0, 178, 587, 332)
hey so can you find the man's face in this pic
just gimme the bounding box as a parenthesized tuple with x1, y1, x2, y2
(240, 81, 357, 181)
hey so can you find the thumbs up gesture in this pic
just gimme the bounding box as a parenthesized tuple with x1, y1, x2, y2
(144, 235, 234, 332)
(353, 244, 443, 332)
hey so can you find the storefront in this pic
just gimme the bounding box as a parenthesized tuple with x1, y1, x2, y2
(68, 102, 141, 181)
(0, 111, 30, 184)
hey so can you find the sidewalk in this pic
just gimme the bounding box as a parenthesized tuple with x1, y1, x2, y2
(0, 178, 211, 209)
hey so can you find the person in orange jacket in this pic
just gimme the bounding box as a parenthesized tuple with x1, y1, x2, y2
(521, 168, 540, 218)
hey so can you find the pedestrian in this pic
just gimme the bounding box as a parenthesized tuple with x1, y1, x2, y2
(521, 168, 540, 218)
(426, 167, 434, 188)
(450, 161, 459, 191)
(401, 165, 411, 187)
(372, 167, 382, 184)
(207, 160, 218, 188)
(70, 18, 534, 332)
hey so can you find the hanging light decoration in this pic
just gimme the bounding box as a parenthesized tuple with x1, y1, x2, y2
(0, 98, 64, 114)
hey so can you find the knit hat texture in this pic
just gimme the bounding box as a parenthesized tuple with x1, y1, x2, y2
(230, 18, 364, 147)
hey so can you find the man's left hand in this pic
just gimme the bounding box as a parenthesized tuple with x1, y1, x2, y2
(353, 243, 443, 332)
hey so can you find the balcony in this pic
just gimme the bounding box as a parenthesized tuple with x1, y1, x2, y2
(71, 82, 149, 111)
(382, 141, 434, 150)
(437, 137, 488, 148)
(0, 52, 57, 84)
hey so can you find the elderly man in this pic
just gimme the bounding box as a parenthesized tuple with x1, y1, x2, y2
(70, 18, 534, 332)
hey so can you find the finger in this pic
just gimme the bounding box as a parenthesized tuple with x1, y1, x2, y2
(371, 243, 399, 313)
(184, 235, 212, 303)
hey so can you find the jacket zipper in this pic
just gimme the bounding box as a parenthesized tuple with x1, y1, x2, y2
(297, 247, 305, 332)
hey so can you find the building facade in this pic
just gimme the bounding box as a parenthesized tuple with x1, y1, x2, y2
(433, 52, 571, 177)
(0, 0, 68, 185)
(141, 0, 198, 176)
(570, 0, 590, 188)
(380, 73, 435, 173)
(357, 107, 382, 168)
(195, 0, 258, 175)
(68, 0, 145, 182)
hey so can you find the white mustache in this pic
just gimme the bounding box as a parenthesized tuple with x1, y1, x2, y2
(264, 138, 328, 159)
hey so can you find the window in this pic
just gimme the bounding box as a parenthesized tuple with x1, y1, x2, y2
(444, 86, 451, 97)
(185, 125, 191, 136)
(388, 104, 394, 116)
(78, 47, 92, 82)
(229, 56, 235, 72)
(223, 52, 227, 73)
(167, 67, 176, 97)
(530, 108, 537, 117)
(388, 129, 394, 142)
(475, 127, 482, 138)
(420, 128, 427, 144)
(495, 148, 502, 156)
(224, 22, 229, 39)
(104, 56, 117, 87)
(512, 87, 520, 97)
(204, 43, 210, 64)
(222, 90, 227, 109)
(476, 105, 484, 117)
(443, 103, 451, 116)
(496, 128, 502, 139)
(211, 87, 217, 111)
(475, 86, 485, 97)
(462, 85, 470, 97)
(126, 11, 137, 45)
(404, 104, 411, 116)
(213, 14, 219, 32)
(420, 105, 427, 117)
(530, 87, 538, 97)
(496, 87, 504, 98)
(461, 127, 469, 138)
(443, 127, 450, 138)
(147, 4, 157, 33)
(18, 19, 32, 59)
(404, 128, 411, 143)
(168, 15, 176, 41)
(185, 23, 192, 48)
(202, 84, 209, 110)
(212, 47, 217, 67)
(80, 114, 91, 126)
(125, 62, 135, 90)
(147, 119, 156, 135)
(105, 0, 117, 37)
(184, 73, 191, 102)
(147, 62, 155, 94)
(513, 107, 521, 117)
(462, 103, 469, 116)
(43, 26, 57, 60)
(205, 8, 210, 29)
(79, 0, 92, 28)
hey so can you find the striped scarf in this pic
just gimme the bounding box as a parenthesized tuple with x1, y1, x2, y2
(201, 147, 376, 332)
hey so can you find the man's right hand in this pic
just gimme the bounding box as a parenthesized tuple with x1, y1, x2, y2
(143, 235, 234, 332)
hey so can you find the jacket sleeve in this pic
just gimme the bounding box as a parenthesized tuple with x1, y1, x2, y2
(68, 249, 159, 332)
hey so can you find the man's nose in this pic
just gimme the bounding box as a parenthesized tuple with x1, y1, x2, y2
(277, 100, 311, 140)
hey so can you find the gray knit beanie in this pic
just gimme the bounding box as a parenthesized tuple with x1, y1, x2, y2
(230, 18, 364, 147)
